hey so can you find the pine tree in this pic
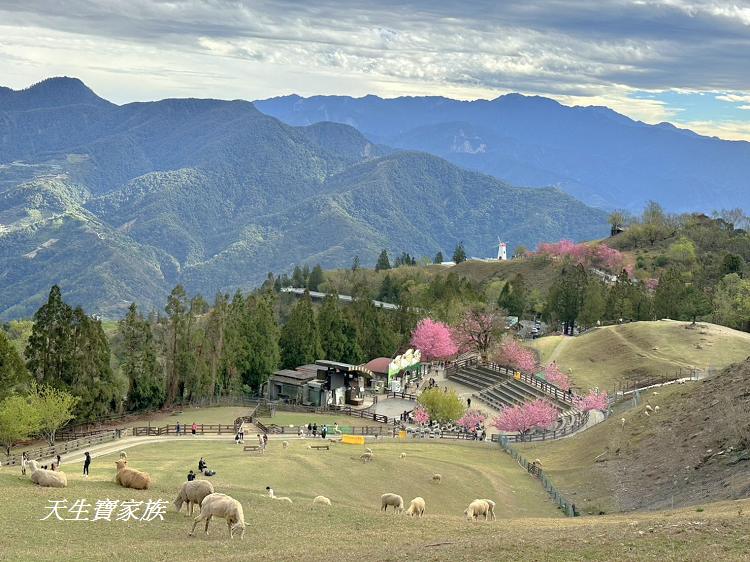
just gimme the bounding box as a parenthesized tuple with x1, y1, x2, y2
(26, 285, 76, 386)
(654, 268, 685, 319)
(291, 265, 305, 287)
(497, 274, 527, 317)
(243, 294, 281, 392)
(318, 295, 362, 364)
(579, 280, 606, 326)
(119, 303, 165, 411)
(164, 284, 189, 404)
(433, 251, 444, 264)
(352, 255, 361, 271)
(307, 264, 325, 291)
(452, 242, 467, 264)
(375, 250, 391, 271)
(280, 292, 322, 369)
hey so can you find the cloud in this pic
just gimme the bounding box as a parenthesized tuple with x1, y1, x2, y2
(0, 1, 748, 138)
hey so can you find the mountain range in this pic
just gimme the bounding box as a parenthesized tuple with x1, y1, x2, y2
(255, 94, 750, 212)
(0, 77, 608, 320)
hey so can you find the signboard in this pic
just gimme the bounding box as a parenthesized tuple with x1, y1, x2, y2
(388, 348, 422, 379)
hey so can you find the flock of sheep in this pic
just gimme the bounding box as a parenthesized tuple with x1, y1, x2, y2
(22, 441, 499, 539)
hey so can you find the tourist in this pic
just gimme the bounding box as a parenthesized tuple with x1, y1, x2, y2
(263, 433, 268, 449)
(312, 423, 318, 437)
(257, 434, 264, 454)
(333, 422, 341, 434)
(265, 486, 274, 497)
(321, 425, 328, 439)
(467, 397, 471, 408)
(198, 457, 207, 473)
(191, 422, 197, 437)
(307, 422, 312, 433)
(239, 424, 245, 441)
(187, 470, 196, 481)
(21, 452, 28, 475)
(53, 454, 62, 470)
(83, 451, 91, 478)
(298, 426, 304, 438)
(176, 421, 181, 436)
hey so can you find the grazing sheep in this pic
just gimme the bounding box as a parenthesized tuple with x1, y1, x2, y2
(400, 452, 406, 459)
(645, 404, 654, 413)
(189, 493, 247, 540)
(644, 410, 650, 417)
(478, 499, 496, 520)
(654, 406, 660, 413)
(119, 451, 128, 460)
(282, 441, 289, 449)
(620, 417, 626, 428)
(365, 447, 373, 454)
(313, 495, 332, 506)
(273, 496, 293, 504)
(381, 493, 404, 513)
(464, 499, 490, 521)
(27, 460, 67, 488)
(174, 479, 215, 516)
(431, 473, 442, 484)
(533, 459, 543, 467)
(360, 452, 373, 463)
(405, 497, 425, 518)
(114, 459, 152, 490)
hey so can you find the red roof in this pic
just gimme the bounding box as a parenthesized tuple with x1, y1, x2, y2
(363, 357, 391, 374)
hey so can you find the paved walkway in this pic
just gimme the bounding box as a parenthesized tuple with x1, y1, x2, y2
(372, 398, 414, 419)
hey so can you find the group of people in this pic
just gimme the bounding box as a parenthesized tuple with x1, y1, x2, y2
(196, 456, 216, 477)
(175, 421, 199, 436)
(22, 451, 93, 476)
(299, 422, 330, 439)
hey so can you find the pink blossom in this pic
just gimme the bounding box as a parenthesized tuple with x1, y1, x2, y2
(543, 362, 571, 391)
(495, 338, 538, 373)
(537, 240, 624, 273)
(623, 264, 635, 279)
(573, 389, 609, 412)
(456, 409, 486, 431)
(491, 399, 558, 435)
(452, 309, 503, 358)
(410, 318, 458, 361)
(412, 406, 430, 425)
(644, 278, 659, 291)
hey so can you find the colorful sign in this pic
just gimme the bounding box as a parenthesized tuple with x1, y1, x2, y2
(388, 348, 422, 379)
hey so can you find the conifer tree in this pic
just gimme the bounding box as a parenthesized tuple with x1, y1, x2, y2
(375, 250, 391, 271)
(280, 292, 322, 369)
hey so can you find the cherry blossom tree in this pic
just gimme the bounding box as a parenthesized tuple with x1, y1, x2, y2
(491, 399, 558, 437)
(537, 240, 625, 273)
(644, 278, 659, 291)
(410, 318, 458, 361)
(543, 362, 571, 391)
(495, 338, 537, 373)
(456, 409, 486, 431)
(412, 406, 430, 425)
(453, 308, 504, 360)
(573, 389, 609, 412)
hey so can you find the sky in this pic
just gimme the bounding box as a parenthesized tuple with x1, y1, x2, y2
(1, 0, 749, 140)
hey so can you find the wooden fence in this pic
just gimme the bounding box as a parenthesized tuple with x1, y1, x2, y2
(386, 390, 418, 401)
(3, 430, 121, 466)
(130, 424, 237, 437)
(257, 422, 400, 437)
(610, 369, 702, 396)
(266, 403, 400, 426)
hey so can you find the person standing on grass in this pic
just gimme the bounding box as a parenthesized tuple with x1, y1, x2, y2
(263, 433, 268, 449)
(312, 423, 318, 437)
(321, 425, 328, 439)
(191, 422, 197, 437)
(257, 434, 264, 454)
(307, 422, 312, 433)
(83, 452, 91, 478)
(176, 421, 181, 436)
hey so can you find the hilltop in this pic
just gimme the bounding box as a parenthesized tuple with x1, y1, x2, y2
(530, 321, 750, 392)
(0, 78, 607, 320)
(255, 92, 750, 213)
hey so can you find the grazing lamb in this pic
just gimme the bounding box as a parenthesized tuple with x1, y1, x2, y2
(533, 459, 543, 467)
(114, 459, 152, 490)
(654, 406, 660, 413)
(478, 499, 496, 520)
(621, 417, 626, 428)
(431, 473, 442, 484)
(313, 495, 332, 506)
(464, 499, 490, 521)
(645, 404, 654, 413)
(27, 460, 67, 488)
(282, 441, 289, 449)
(273, 496, 293, 504)
(381, 493, 404, 513)
(360, 452, 373, 463)
(400, 452, 406, 459)
(119, 451, 128, 460)
(365, 447, 373, 454)
(405, 497, 425, 518)
(189, 493, 247, 540)
(174, 479, 215, 516)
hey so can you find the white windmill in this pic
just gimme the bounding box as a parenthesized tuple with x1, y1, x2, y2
(496, 238, 508, 261)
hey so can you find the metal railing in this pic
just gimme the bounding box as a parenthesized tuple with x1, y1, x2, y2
(490, 411, 590, 443)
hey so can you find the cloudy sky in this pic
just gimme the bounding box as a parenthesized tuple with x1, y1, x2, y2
(1, 0, 749, 140)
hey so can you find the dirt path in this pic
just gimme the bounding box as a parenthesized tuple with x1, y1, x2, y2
(608, 328, 696, 370)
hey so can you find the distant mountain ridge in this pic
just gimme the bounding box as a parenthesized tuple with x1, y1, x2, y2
(255, 93, 750, 212)
(0, 77, 607, 319)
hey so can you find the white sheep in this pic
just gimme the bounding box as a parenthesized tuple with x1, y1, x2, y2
(431, 473, 442, 484)
(654, 406, 660, 413)
(478, 499, 496, 520)
(119, 451, 128, 460)
(313, 495, 331, 506)
(620, 417, 626, 428)
(400, 452, 406, 459)
(645, 404, 654, 412)
(360, 452, 373, 463)
(365, 447, 373, 454)
(464, 499, 490, 521)
(273, 496, 293, 504)
(27, 460, 67, 488)
(174, 479, 215, 516)
(381, 493, 404, 513)
(282, 441, 289, 449)
(189, 493, 247, 539)
(405, 497, 425, 518)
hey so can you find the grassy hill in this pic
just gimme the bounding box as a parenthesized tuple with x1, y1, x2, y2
(2, 438, 749, 560)
(529, 321, 750, 392)
(518, 358, 750, 516)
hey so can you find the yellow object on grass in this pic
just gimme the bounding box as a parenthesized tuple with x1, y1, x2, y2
(341, 434, 366, 445)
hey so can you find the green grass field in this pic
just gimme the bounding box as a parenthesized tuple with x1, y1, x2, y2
(3, 437, 749, 561)
(134, 407, 253, 427)
(529, 320, 750, 391)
